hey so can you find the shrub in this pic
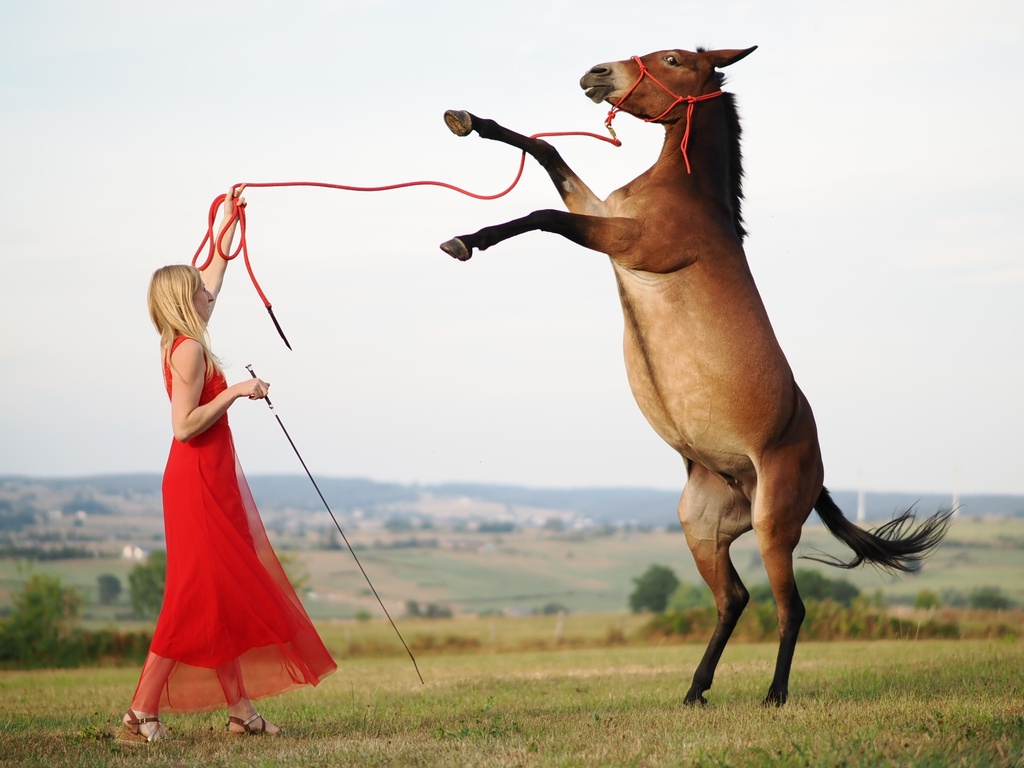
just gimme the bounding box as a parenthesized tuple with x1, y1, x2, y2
(128, 550, 166, 618)
(97, 573, 122, 605)
(746, 569, 861, 607)
(642, 600, 963, 643)
(0, 574, 81, 666)
(968, 586, 1013, 610)
(667, 581, 714, 611)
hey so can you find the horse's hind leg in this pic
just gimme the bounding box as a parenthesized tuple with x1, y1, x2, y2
(444, 110, 603, 213)
(755, 518, 805, 707)
(678, 464, 752, 706)
(753, 468, 820, 704)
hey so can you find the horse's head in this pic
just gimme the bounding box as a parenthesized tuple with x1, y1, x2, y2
(580, 47, 756, 123)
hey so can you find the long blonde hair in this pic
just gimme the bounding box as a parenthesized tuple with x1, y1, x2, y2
(147, 264, 222, 378)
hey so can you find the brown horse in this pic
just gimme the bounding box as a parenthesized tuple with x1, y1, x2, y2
(440, 47, 952, 706)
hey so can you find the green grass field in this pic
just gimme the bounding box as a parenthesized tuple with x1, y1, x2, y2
(6, 516, 1020, 625)
(0, 634, 1020, 767)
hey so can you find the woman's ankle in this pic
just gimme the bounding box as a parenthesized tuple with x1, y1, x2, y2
(227, 699, 255, 719)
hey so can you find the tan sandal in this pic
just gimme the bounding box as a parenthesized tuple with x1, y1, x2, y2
(118, 708, 168, 743)
(228, 712, 282, 736)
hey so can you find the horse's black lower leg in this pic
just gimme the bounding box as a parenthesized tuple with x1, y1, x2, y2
(759, 543, 806, 706)
(441, 209, 636, 261)
(445, 110, 559, 160)
(684, 552, 749, 706)
(763, 588, 805, 706)
(444, 110, 600, 207)
(441, 210, 572, 261)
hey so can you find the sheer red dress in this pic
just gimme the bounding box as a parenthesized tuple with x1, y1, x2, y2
(131, 337, 336, 713)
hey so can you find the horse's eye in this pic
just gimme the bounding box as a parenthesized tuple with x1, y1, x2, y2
(663, 55, 679, 66)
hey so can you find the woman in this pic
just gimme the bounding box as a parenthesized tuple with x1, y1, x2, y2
(122, 189, 337, 742)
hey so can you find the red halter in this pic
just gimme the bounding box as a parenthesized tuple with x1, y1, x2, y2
(604, 55, 722, 174)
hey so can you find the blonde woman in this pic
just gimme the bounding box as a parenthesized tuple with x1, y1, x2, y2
(122, 189, 336, 742)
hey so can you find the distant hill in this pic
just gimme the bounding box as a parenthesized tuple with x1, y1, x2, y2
(2, 474, 1021, 527)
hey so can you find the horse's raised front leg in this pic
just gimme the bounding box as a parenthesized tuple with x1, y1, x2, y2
(444, 110, 603, 214)
(678, 463, 753, 706)
(441, 209, 637, 262)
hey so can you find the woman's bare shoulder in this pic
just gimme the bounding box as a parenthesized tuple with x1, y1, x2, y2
(168, 338, 205, 380)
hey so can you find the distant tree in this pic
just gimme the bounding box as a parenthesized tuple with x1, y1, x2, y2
(968, 586, 1012, 610)
(795, 569, 860, 607)
(748, 583, 775, 603)
(540, 603, 569, 615)
(277, 551, 310, 594)
(404, 600, 452, 618)
(0, 574, 81, 665)
(667, 581, 714, 611)
(478, 522, 515, 533)
(423, 603, 453, 618)
(629, 565, 680, 613)
(748, 570, 861, 607)
(128, 550, 166, 619)
(97, 573, 122, 605)
(915, 590, 942, 610)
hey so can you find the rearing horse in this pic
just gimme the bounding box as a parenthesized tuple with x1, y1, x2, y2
(440, 47, 952, 706)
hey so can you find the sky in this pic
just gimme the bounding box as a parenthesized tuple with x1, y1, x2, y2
(1, 0, 1021, 498)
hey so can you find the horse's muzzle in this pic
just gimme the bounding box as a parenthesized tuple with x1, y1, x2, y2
(580, 64, 616, 103)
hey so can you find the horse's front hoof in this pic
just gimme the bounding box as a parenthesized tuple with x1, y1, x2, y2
(440, 238, 472, 261)
(444, 110, 474, 137)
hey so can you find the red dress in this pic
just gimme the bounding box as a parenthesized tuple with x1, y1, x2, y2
(133, 337, 336, 713)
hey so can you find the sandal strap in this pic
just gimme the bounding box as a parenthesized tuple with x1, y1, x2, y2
(228, 712, 265, 733)
(125, 708, 161, 725)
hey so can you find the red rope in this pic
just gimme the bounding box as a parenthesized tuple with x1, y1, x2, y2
(191, 129, 621, 347)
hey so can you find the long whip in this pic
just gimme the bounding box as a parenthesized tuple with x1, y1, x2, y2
(245, 364, 424, 684)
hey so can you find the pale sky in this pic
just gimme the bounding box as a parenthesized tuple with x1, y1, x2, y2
(2, 0, 1021, 497)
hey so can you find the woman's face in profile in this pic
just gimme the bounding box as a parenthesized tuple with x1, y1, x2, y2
(192, 283, 214, 323)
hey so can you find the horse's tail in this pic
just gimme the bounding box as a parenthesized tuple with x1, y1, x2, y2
(810, 487, 954, 573)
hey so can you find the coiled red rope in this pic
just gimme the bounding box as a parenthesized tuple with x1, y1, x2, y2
(192, 129, 621, 349)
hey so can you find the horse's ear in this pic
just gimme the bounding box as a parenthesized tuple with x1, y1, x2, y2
(709, 46, 757, 69)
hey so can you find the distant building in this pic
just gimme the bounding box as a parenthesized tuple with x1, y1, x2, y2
(121, 545, 146, 561)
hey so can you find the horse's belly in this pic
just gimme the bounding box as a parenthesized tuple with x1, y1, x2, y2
(628, 381, 755, 477)
(612, 259, 796, 476)
(621, 336, 782, 479)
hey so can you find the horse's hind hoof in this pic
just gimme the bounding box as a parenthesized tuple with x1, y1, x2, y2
(440, 238, 472, 261)
(444, 110, 474, 137)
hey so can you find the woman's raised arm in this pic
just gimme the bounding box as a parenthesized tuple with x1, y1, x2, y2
(199, 186, 246, 309)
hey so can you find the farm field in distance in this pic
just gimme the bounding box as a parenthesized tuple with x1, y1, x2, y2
(2, 510, 1022, 623)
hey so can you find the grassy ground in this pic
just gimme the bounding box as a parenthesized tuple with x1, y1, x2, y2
(0, 636, 1021, 767)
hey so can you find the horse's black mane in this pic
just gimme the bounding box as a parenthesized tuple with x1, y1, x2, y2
(721, 90, 746, 241)
(700, 48, 747, 241)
